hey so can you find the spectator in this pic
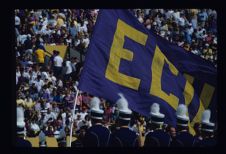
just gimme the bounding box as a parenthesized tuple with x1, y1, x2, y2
(53, 50, 63, 78)
(34, 75, 44, 92)
(79, 106, 88, 121)
(198, 9, 208, 27)
(68, 21, 78, 40)
(29, 120, 40, 137)
(34, 46, 46, 67)
(43, 108, 57, 124)
(64, 57, 73, 81)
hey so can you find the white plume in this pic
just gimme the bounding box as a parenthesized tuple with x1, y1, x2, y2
(176, 104, 187, 116)
(202, 109, 211, 123)
(201, 109, 215, 128)
(116, 93, 128, 109)
(90, 97, 101, 110)
(151, 103, 160, 114)
(150, 103, 165, 118)
(116, 93, 132, 114)
(176, 104, 189, 120)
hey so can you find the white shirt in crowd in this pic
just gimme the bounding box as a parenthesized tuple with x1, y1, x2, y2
(17, 34, 29, 45)
(48, 18, 57, 27)
(77, 120, 91, 130)
(22, 71, 30, 79)
(66, 38, 72, 45)
(155, 17, 162, 27)
(42, 17, 48, 27)
(41, 71, 49, 80)
(81, 37, 90, 48)
(187, 26, 194, 35)
(196, 28, 207, 39)
(144, 9, 151, 16)
(57, 79, 63, 87)
(65, 60, 72, 75)
(54, 130, 60, 139)
(173, 11, 180, 23)
(191, 16, 198, 29)
(80, 112, 88, 121)
(43, 111, 57, 124)
(178, 17, 185, 26)
(165, 10, 174, 19)
(57, 29, 61, 36)
(29, 74, 36, 85)
(30, 122, 40, 132)
(79, 21, 88, 33)
(52, 107, 60, 118)
(41, 26, 53, 36)
(73, 112, 81, 120)
(35, 79, 44, 92)
(54, 55, 63, 67)
(49, 75, 56, 85)
(16, 71, 21, 78)
(74, 39, 80, 47)
(32, 71, 39, 79)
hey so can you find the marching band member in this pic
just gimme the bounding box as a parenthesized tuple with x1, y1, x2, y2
(144, 103, 171, 147)
(171, 104, 195, 147)
(83, 97, 111, 147)
(109, 93, 140, 147)
(194, 109, 216, 147)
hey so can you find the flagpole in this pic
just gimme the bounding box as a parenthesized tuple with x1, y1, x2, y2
(69, 86, 79, 147)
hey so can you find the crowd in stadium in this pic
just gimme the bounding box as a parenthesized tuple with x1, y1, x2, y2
(132, 9, 217, 67)
(15, 9, 217, 147)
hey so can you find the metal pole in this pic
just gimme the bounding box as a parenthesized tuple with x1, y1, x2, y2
(69, 87, 79, 147)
